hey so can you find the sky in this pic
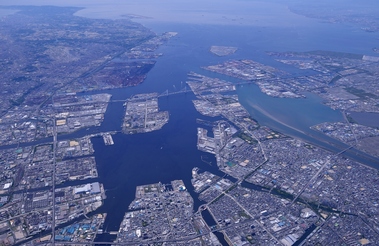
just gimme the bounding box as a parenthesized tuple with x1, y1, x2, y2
(1, 0, 311, 26)
(2, 0, 379, 32)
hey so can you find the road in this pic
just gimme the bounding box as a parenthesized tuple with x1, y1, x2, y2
(290, 144, 355, 206)
(342, 106, 359, 146)
(224, 192, 283, 245)
(52, 117, 57, 244)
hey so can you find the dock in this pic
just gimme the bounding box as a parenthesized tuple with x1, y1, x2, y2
(103, 133, 114, 145)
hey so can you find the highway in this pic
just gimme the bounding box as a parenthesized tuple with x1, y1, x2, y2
(342, 106, 359, 146)
(290, 144, 355, 206)
(18, 64, 379, 245)
(52, 117, 57, 244)
(110, 87, 191, 103)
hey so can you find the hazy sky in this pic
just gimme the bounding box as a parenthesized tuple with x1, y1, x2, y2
(1, 0, 311, 27)
(3, 0, 379, 30)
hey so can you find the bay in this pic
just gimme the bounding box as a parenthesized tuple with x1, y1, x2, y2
(80, 2, 379, 238)
(3, 1, 379, 243)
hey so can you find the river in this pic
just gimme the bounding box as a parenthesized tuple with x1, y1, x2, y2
(3, 1, 379, 244)
(86, 17, 379, 242)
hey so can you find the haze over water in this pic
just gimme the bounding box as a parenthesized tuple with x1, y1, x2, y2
(4, 0, 379, 237)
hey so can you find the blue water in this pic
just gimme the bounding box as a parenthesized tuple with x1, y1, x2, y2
(91, 93, 230, 234)
(87, 22, 378, 243)
(0, 2, 378, 244)
(3, 1, 377, 243)
(74, 4, 379, 241)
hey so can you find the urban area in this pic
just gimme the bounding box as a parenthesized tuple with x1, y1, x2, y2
(1, 4, 379, 246)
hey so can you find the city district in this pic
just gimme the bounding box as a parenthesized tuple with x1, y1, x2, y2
(1, 5, 379, 246)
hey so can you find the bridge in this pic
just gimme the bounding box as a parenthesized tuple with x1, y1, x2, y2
(110, 86, 191, 103)
(157, 86, 191, 97)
